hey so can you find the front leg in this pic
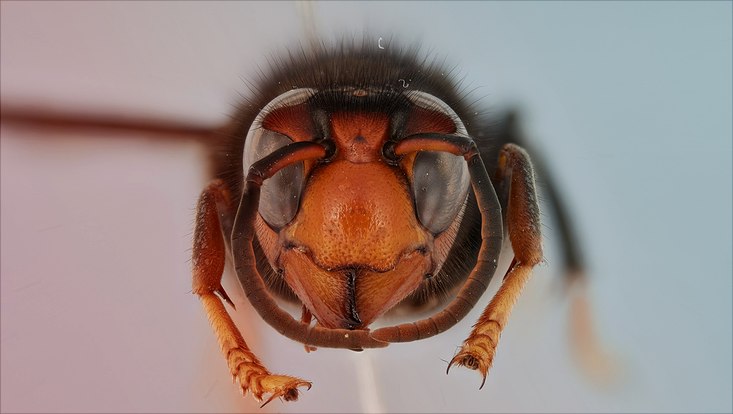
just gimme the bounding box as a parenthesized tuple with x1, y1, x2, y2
(448, 144, 543, 387)
(192, 179, 311, 406)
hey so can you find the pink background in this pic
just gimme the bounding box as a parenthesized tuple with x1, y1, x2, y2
(2, 2, 730, 413)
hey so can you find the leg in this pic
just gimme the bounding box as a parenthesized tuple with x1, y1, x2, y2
(448, 143, 543, 387)
(496, 111, 616, 384)
(192, 179, 310, 406)
(493, 110, 584, 278)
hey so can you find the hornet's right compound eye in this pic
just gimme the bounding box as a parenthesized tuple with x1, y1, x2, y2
(243, 128, 304, 230)
(242, 88, 316, 230)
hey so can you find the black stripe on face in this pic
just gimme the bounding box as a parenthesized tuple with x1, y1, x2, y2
(344, 268, 362, 330)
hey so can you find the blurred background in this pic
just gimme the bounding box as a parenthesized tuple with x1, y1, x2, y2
(1, 1, 731, 413)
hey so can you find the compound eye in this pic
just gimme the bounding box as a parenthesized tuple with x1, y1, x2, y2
(412, 151, 470, 234)
(242, 88, 315, 230)
(243, 129, 303, 230)
(405, 91, 471, 234)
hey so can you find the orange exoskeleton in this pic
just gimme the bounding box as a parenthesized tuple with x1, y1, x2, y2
(190, 40, 584, 406)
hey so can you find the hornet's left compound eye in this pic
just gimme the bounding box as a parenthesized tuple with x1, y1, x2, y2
(405, 91, 471, 234)
(242, 88, 316, 229)
(411, 150, 470, 234)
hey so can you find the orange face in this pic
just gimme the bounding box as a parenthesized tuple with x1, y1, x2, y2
(250, 91, 466, 330)
(247, 91, 464, 329)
